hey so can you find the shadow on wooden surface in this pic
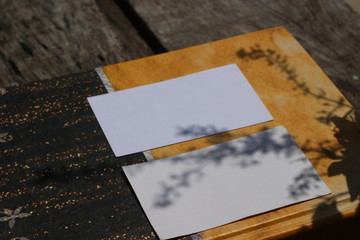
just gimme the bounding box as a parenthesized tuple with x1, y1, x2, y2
(237, 41, 360, 239)
(101, 26, 360, 239)
(273, 104, 360, 240)
(2, 0, 360, 239)
(283, 215, 360, 240)
(285, 114, 360, 240)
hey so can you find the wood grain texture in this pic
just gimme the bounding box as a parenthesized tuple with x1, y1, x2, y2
(0, 0, 152, 88)
(129, 0, 360, 111)
(102, 27, 360, 240)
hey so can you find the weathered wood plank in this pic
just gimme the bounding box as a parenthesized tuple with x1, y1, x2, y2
(0, 0, 152, 88)
(129, 0, 360, 111)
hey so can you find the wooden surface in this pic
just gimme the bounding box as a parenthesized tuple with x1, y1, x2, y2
(102, 27, 359, 240)
(129, 0, 360, 112)
(1, 0, 360, 239)
(0, 0, 152, 88)
(2, 0, 359, 110)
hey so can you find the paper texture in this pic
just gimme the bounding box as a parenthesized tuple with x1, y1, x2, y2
(123, 126, 331, 239)
(88, 64, 273, 157)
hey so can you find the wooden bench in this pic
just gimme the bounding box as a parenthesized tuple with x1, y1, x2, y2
(1, 1, 359, 239)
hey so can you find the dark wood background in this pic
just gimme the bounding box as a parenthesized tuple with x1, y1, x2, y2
(1, 0, 359, 111)
(1, 0, 359, 239)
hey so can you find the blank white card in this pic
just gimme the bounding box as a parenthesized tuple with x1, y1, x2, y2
(123, 126, 331, 239)
(88, 64, 273, 157)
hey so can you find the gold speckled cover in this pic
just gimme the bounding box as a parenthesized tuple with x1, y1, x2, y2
(0, 71, 163, 239)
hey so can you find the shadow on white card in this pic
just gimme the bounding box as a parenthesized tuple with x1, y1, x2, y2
(123, 126, 331, 239)
(88, 64, 273, 157)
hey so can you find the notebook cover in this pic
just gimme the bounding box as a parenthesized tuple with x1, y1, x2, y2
(100, 27, 358, 239)
(0, 72, 165, 239)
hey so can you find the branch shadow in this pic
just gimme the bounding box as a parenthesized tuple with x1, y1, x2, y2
(127, 125, 324, 209)
(236, 45, 360, 235)
(135, 43, 356, 210)
(327, 116, 360, 202)
(302, 107, 360, 235)
(237, 45, 353, 125)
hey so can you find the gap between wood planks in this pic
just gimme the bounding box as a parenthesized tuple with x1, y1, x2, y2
(115, 0, 168, 54)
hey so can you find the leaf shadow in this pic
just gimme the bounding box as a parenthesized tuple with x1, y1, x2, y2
(129, 125, 321, 209)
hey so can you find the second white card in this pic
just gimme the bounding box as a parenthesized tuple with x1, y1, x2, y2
(123, 126, 331, 239)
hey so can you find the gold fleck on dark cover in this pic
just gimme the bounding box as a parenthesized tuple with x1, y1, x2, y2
(0, 71, 161, 239)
